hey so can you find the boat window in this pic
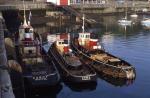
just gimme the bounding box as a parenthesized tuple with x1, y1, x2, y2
(19, 29, 25, 34)
(80, 34, 84, 38)
(29, 29, 33, 33)
(25, 28, 30, 33)
(59, 42, 62, 45)
(86, 35, 89, 38)
(28, 50, 33, 54)
(80, 35, 82, 38)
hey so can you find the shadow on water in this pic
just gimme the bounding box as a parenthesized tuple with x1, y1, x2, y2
(10, 70, 24, 98)
(98, 73, 135, 87)
(63, 81, 97, 92)
(25, 84, 63, 98)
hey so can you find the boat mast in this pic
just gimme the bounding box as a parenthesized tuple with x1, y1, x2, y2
(125, 0, 127, 19)
(133, 0, 135, 12)
(133, 0, 137, 14)
(23, 0, 28, 27)
(82, 0, 85, 33)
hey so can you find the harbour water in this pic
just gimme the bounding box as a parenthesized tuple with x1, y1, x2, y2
(5, 14, 150, 98)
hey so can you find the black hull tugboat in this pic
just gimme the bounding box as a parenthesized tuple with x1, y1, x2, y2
(14, 11, 60, 86)
(71, 32, 136, 79)
(46, 33, 97, 83)
(70, 12, 135, 79)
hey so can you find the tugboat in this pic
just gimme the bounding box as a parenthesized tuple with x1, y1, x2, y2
(14, 10, 60, 86)
(71, 8, 135, 79)
(46, 33, 97, 83)
(71, 32, 136, 79)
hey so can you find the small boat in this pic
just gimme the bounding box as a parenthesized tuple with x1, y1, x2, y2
(130, 13, 138, 18)
(130, 1, 138, 18)
(71, 32, 136, 79)
(64, 81, 97, 92)
(46, 33, 97, 83)
(14, 10, 60, 86)
(118, 17, 132, 26)
(141, 18, 150, 27)
(118, 1, 132, 26)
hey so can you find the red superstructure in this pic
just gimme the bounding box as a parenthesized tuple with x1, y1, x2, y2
(46, 0, 70, 6)
(60, 0, 68, 5)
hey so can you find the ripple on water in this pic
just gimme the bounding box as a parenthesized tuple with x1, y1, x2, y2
(102, 31, 150, 63)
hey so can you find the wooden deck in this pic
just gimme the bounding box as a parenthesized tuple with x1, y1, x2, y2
(65, 54, 81, 67)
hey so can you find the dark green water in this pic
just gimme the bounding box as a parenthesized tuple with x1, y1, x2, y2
(5, 14, 150, 98)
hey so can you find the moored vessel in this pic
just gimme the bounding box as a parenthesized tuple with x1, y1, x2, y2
(118, 1, 132, 26)
(71, 32, 136, 79)
(46, 33, 97, 83)
(14, 10, 60, 86)
(141, 18, 150, 27)
(71, 1, 135, 79)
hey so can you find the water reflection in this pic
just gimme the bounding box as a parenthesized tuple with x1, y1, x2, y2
(11, 70, 24, 98)
(98, 74, 135, 87)
(11, 71, 62, 98)
(142, 25, 150, 30)
(64, 82, 97, 92)
(25, 84, 63, 98)
(118, 24, 127, 32)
